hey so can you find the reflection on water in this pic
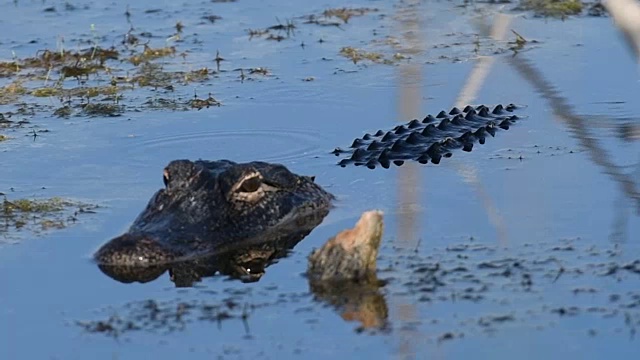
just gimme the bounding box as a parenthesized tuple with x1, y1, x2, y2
(393, 0, 425, 358)
(310, 279, 389, 332)
(507, 55, 640, 216)
(452, 13, 514, 247)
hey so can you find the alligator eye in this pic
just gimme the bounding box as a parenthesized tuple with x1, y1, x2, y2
(163, 169, 170, 187)
(238, 175, 261, 193)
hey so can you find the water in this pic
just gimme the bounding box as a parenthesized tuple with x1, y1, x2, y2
(1, 0, 639, 358)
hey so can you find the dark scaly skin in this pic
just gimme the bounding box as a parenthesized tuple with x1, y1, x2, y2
(94, 160, 334, 267)
(97, 209, 330, 286)
(333, 104, 524, 169)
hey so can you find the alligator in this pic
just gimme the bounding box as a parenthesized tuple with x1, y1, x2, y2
(94, 104, 525, 284)
(94, 160, 334, 270)
(333, 104, 523, 169)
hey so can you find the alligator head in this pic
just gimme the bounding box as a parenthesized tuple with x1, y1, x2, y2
(94, 160, 334, 268)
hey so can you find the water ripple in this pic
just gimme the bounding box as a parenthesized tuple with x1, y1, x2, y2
(126, 127, 333, 165)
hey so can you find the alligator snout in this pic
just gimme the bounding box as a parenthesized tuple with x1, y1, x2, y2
(94, 233, 178, 266)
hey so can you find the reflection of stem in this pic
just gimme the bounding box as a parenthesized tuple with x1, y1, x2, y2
(456, 14, 512, 106)
(454, 163, 509, 242)
(395, 3, 423, 250)
(507, 56, 640, 214)
(394, 1, 424, 359)
(603, 0, 640, 60)
(611, 192, 628, 243)
(453, 14, 514, 246)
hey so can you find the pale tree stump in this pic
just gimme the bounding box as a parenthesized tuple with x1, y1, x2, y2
(307, 210, 388, 331)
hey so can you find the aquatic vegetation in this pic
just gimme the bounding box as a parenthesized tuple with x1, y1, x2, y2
(188, 94, 221, 109)
(129, 45, 177, 66)
(0, 196, 98, 235)
(518, 0, 584, 18)
(81, 103, 124, 117)
(142, 95, 220, 111)
(0, 61, 21, 76)
(339, 47, 396, 65)
(0, 81, 27, 105)
(321, 7, 378, 24)
(31, 85, 120, 98)
(0, 34, 218, 120)
(77, 298, 253, 338)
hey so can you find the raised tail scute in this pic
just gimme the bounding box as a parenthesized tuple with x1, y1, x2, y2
(334, 104, 526, 169)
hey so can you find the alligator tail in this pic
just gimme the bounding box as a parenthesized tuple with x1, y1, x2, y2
(332, 104, 524, 169)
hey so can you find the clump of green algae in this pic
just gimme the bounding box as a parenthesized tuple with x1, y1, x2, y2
(339, 47, 402, 65)
(518, 0, 584, 18)
(1, 196, 98, 234)
(0, 38, 218, 118)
